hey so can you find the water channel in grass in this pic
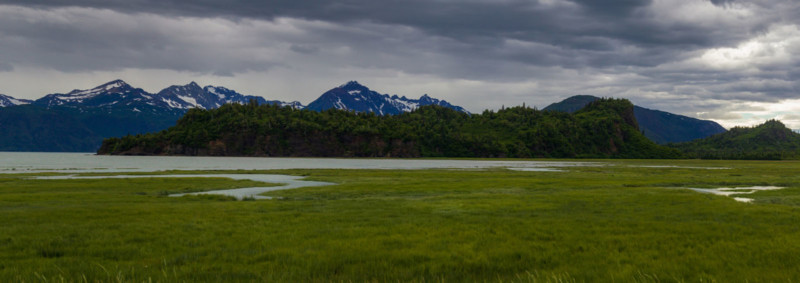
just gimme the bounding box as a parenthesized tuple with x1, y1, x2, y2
(35, 174, 334, 200)
(686, 186, 785, 203)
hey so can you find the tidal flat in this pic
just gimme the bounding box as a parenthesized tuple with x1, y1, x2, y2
(3, 159, 800, 282)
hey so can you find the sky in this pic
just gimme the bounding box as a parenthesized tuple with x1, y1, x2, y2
(1, 0, 799, 129)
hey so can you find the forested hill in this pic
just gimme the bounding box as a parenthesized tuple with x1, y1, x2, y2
(97, 98, 681, 158)
(544, 95, 727, 144)
(672, 120, 800, 160)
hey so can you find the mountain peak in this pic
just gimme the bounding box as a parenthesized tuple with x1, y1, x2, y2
(0, 93, 32, 107)
(101, 79, 130, 88)
(543, 95, 600, 113)
(340, 81, 363, 88)
(71, 79, 132, 96)
(419, 94, 434, 102)
(761, 119, 786, 128)
(307, 81, 468, 115)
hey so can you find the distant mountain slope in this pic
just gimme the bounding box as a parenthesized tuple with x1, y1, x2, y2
(0, 94, 32, 107)
(672, 120, 800, 160)
(1, 80, 300, 152)
(157, 82, 304, 110)
(0, 104, 182, 152)
(306, 81, 468, 115)
(34, 80, 302, 112)
(633, 106, 727, 145)
(544, 95, 726, 144)
(542, 95, 598, 113)
(33, 80, 167, 111)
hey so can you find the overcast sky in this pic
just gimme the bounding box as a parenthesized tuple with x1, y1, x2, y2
(1, 0, 799, 129)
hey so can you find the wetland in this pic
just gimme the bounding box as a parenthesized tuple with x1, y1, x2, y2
(2, 153, 800, 282)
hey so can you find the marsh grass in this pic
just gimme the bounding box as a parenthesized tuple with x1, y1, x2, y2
(4, 160, 800, 281)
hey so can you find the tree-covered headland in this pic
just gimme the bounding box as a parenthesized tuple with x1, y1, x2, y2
(671, 119, 800, 160)
(98, 98, 681, 158)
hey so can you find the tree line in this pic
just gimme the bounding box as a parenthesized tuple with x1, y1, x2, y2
(97, 98, 683, 158)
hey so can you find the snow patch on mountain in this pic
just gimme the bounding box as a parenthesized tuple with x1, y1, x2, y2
(177, 95, 198, 108)
(63, 80, 129, 101)
(0, 94, 32, 107)
(306, 81, 469, 115)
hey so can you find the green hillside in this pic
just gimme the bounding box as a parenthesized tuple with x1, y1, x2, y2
(98, 98, 680, 159)
(672, 120, 800, 160)
(544, 95, 727, 144)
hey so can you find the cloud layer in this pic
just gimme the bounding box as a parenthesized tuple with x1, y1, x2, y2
(1, 0, 799, 128)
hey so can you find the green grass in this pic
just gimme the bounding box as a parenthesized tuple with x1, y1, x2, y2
(4, 160, 800, 281)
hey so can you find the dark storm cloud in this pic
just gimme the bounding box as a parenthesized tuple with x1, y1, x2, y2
(571, 0, 652, 17)
(0, 0, 771, 70)
(3, 0, 800, 128)
(0, 61, 13, 72)
(289, 44, 320, 54)
(0, 5, 283, 74)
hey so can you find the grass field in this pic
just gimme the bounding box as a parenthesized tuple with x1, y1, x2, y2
(3, 159, 800, 282)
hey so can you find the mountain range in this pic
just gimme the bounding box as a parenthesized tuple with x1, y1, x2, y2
(30, 79, 302, 112)
(0, 80, 729, 152)
(0, 80, 470, 151)
(543, 95, 727, 144)
(0, 80, 467, 113)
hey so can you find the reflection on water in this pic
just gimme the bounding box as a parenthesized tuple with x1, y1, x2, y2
(35, 174, 334, 200)
(2, 152, 735, 174)
(507, 168, 564, 172)
(0, 152, 597, 173)
(687, 186, 784, 203)
(633, 165, 730, 170)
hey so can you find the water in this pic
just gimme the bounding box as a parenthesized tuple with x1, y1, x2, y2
(0, 152, 596, 173)
(6, 152, 746, 200)
(36, 174, 334, 200)
(1, 152, 603, 200)
(687, 186, 784, 203)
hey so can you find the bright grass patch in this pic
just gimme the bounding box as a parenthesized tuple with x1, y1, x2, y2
(3, 160, 800, 281)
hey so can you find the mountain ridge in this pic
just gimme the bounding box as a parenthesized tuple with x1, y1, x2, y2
(306, 81, 469, 114)
(0, 80, 469, 152)
(672, 119, 800, 160)
(0, 93, 32, 107)
(31, 80, 303, 112)
(544, 95, 727, 144)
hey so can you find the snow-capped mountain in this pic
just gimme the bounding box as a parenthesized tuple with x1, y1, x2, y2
(26, 79, 461, 115)
(31, 79, 184, 114)
(204, 85, 304, 109)
(158, 82, 304, 110)
(0, 94, 32, 107)
(33, 80, 302, 112)
(306, 81, 469, 115)
(158, 82, 221, 109)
